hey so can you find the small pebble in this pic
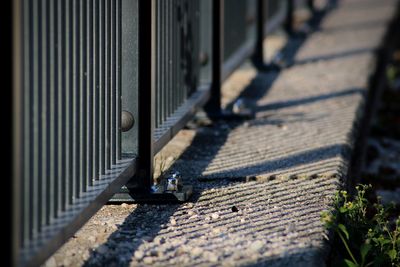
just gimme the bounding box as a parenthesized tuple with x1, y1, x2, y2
(143, 257, 153, 265)
(211, 213, 219, 219)
(189, 214, 198, 219)
(208, 252, 219, 262)
(88, 235, 96, 243)
(249, 240, 264, 252)
(191, 247, 203, 257)
(149, 249, 159, 257)
(212, 228, 221, 234)
(134, 250, 144, 260)
(63, 258, 72, 266)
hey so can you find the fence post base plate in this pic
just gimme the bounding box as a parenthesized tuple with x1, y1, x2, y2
(109, 185, 193, 203)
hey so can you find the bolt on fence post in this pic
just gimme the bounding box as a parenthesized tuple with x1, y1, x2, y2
(127, 0, 154, 195)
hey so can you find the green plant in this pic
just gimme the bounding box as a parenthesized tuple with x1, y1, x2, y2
(321, 184, 400, 267)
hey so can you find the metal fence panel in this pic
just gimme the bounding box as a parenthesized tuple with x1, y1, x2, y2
(10, 0, 306, 265)
(153, 0, 210, 153)
(222, 0, 256, 81)
(264, 0, 287, 34)
(14, 0, 137, 265)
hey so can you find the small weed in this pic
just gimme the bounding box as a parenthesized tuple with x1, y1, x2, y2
(322, 184, 400, 267)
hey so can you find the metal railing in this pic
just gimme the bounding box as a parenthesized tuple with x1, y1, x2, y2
(11, 0, 323, 266)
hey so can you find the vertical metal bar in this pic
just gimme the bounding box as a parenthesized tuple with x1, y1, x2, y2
(178, 0, 182, 106)
(161, 1, 165, 123)
(168, 1, 172, 118)
(164, 1, 168, 123)
(32, 0, 40, 237)
(93, 0, 100, 179)
(87, 0, 94, 185)
(116, 0, 121, 161)
(111, 0, 116, 166)
(155, 1, 160, 128)
(99, 0, 105, 175)
(161, 1, 166, 124)
(37, 0, 44, 233)
(285, 0, 294, 35)
(50, 0, 59, 217)
(80, 0, 87, 192)
(193, 0, 200, 95)
(72, 0, 81, 199)
(13, 0, 22, 263)
(105, 0, 111, 171)
(189, 0, 193, 96)
(41, 0, 51, 226)
(58, 0, 67, 211)
(193, 0, 197, 94)
(22, 0, 31, 243)
(66, 0, 74, 205)
(308, 0, 315, 13)
(169, 0, 175, 117)
(177, 0, 181, 112)
(204, 0, 223, 116)
(172, 0, 177, 115)
(128, 0, 154, 192)
(160, 0, 164, 127)
(252, 0, 265, 65)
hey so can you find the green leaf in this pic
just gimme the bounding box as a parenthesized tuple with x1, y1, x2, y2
(340, 207, 348, 213)
(338, 224, 350, 240)
(360, 243, 371, 262)
(388, 249, 397, 261)
(378, 238, 391, 246)
(344, 259, 359, 267)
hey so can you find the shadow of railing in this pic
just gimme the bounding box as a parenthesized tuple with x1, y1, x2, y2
(82, 2, 370, 266)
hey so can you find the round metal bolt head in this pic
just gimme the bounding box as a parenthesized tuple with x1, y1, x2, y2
(121, 111, 135, 132)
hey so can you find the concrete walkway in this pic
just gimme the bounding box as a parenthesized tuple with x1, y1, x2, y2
(45, 0, 398, 266)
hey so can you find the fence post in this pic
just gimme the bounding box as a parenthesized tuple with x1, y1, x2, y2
(252, 0, 280, 71)
(204, 0, 223, 116)
(127, 0, 192, 202)
(284, 0, 294, 35)
(308, 0, 315, 13)
(204, 0, 254, 119)
(252, 0, 265, 68)
(127, 0, 154, 195)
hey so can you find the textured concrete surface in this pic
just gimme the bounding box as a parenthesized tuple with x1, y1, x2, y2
(44, 0, 398, 266)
